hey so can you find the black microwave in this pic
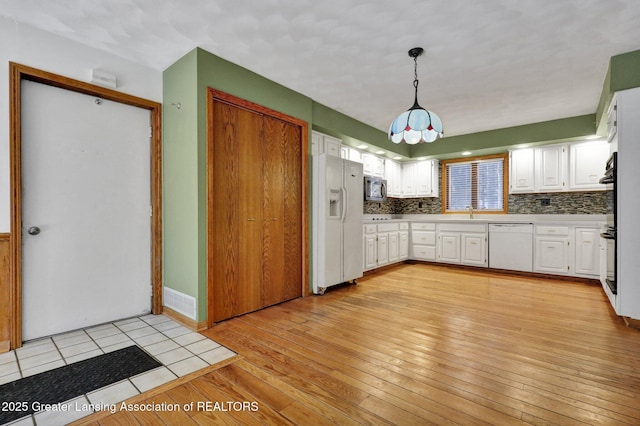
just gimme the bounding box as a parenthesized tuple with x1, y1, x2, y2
(364, 176, 387, 202)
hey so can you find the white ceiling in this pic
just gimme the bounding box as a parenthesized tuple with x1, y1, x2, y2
(2, 0, 640, 139)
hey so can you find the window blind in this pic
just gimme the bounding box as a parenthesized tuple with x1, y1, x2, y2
(445, 157, 505, 212)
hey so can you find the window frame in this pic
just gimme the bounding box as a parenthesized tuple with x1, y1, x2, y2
(441, 153, 509, 214)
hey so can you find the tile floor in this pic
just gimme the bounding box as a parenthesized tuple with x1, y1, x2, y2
(0, 314, 236, 426)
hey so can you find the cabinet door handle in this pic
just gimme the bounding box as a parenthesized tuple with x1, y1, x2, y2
(247, 218, 256, 221)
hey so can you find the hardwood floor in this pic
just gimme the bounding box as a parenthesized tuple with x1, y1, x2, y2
(76, 263, 640, 425)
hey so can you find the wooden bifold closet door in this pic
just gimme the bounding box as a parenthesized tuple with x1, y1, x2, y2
(207, 89, 307, 324)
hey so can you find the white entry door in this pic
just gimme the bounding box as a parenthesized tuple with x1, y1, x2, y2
(21, 80, 152, 341)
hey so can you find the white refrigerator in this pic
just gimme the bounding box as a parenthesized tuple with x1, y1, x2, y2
(312, 154, 364, 294)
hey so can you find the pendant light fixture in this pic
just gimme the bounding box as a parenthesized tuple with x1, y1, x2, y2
(388, 47, 443, 144)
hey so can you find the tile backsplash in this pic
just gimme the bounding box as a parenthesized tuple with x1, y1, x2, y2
(363, 199, 397, 215)
(508, 191, 606, 214)
(364, 191, 606, 215)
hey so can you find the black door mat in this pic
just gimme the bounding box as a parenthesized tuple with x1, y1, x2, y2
(0, 345, 161, 424)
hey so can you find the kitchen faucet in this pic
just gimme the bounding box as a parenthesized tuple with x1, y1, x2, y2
(467, 205, 474, 219)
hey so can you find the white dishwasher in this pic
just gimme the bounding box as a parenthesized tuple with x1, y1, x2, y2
(488, 223, 533, 272)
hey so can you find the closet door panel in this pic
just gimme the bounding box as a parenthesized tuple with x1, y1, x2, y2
(208, 88, 308, 326)
(210, 101, 263, 322)
(262, 117, 302, 306)
(262, 116, 286, 307)
(282, 121, 303, 302)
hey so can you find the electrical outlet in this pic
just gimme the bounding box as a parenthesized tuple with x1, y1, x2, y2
(540, 198, 551, 206)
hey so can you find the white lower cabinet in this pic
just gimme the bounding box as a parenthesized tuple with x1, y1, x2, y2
(363, 222, 408, 270)
(377, 234, 389, 266)
(411, 223, 437, 261)
(437, 223, 488, 266)
(574, 227, 600, 277)
(439, 232, 461, 263)
(388, 232, 399, 263)
(363, 224, 377, 271)
(398, 223, 409, 260)
(462, 233, 487, 266)
(365, 220, 601, 279)
(534, 226, 571, 275)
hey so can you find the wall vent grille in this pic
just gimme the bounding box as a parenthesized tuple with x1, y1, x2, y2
(163, 287, 196, 320)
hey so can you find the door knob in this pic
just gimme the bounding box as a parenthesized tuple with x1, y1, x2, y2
(27, 226, 41, 235)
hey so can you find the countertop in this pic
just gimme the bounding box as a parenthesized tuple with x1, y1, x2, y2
(363, 214, 606, 227)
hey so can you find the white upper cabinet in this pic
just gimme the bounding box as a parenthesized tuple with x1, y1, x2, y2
(311, 131, 322, 156)
(509, 148, 535, 193)
(341, 146, 363, 163)
(416, 160, 439, 197)
(510, 140, 608, 194)
(313, 134, 444, 199)
(385, 159, 403, 197)
(401, 162, 418, 196)
(312, 131, 341, 157)
(568, 140, 609, 191)
(362, 153, 385, 178)
(536, 144, 567, 191)
(402, 160, 438, 198)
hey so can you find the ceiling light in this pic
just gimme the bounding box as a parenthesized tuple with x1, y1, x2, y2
(461, 151, 472, 156)
(357, 144, 368, 149)
(393, 156, 402, 160)
(375, 150, 385, 155)
(516, 144, 530, 149)
(388, 47, 443, 145)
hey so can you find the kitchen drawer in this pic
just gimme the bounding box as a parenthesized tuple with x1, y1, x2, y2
(377, 223, 399, 233)
(412, 245, 436, 261)
(399, 222, 409, 230)
(438, 223, 487, 233)
(364, 224, 377, 234)
(535, 225, 570, 236)
(412, 222, 436, 231)
(412, 230, 436, 245)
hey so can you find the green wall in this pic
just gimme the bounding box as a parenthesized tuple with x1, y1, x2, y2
(595, 49, 640, 133)
(163, 49, 199, 301)
(163, 47, 640, 323)
(163, 48, 315, 322)
(194, 49, 314, 320)
(312, 102, 411, 158)
(411, 114, 597, 159)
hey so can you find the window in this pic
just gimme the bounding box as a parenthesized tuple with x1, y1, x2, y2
(442, 154, 508, 214)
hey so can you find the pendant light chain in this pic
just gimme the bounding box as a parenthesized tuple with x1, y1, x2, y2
(413, 54, 419, 103)
(414, 54, 419, 91)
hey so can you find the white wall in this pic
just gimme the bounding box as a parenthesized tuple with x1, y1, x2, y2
(0, 16, 162, 232)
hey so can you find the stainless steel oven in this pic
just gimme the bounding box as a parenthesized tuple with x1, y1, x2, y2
(599, 152, 617, 294)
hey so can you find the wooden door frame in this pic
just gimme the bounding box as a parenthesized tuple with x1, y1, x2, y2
(8, 62, 163, 349)
(206, 88, 309, 327)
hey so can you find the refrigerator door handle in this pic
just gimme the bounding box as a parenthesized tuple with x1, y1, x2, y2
(341, 187, 347, 222)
